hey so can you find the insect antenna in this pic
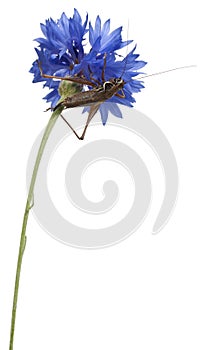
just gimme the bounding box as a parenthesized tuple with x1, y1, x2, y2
(119, 20, 131, 80)
(137, 65, 197, 80)
(115, 24, 196, 83)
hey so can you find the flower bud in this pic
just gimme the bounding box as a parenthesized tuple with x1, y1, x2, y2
(58, 80, 83, 99)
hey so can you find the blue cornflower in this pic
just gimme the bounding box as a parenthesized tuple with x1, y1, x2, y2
(30, 9, 146, 125)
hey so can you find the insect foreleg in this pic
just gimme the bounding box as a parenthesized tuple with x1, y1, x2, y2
(115, 90, 125, 98)
(101, 53, 107, 83)
(88, 65, 101, 85)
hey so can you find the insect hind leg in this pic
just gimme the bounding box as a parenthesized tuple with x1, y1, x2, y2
(60, 114, 82, 140)
(80, 104, 100, 140)
(60, 103, 100, 141)
(37, 60, 96, 87)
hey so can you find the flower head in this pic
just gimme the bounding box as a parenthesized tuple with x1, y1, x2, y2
(30, 9, 146, 125)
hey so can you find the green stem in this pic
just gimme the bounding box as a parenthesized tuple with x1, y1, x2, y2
(9, 107, 63, 350)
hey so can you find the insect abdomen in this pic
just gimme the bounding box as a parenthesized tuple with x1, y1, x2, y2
(55, 90, 100, 110)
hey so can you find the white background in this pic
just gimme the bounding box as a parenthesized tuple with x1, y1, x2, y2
(0, 0, 204, 349)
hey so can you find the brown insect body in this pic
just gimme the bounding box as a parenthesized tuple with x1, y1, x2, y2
(38, 59, 126, 139)
(54, 78, 125, 111)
